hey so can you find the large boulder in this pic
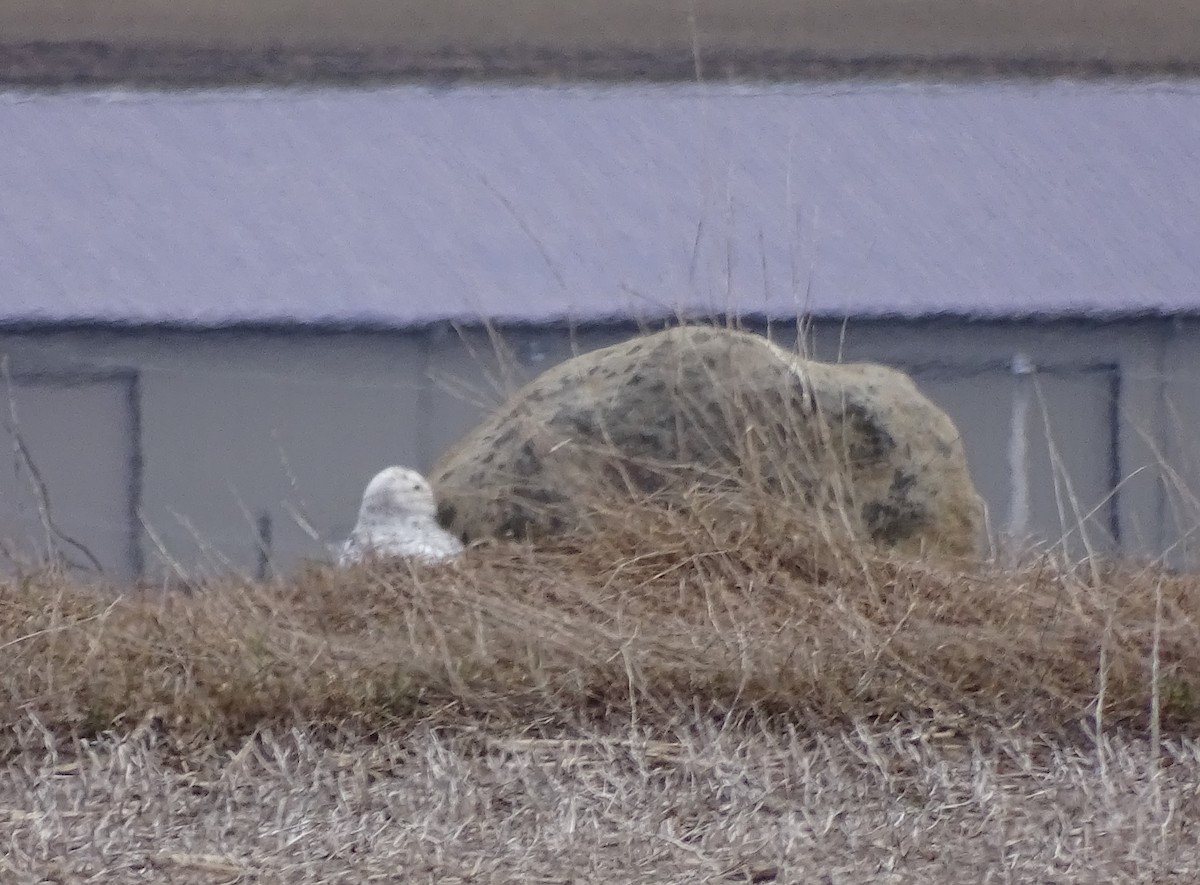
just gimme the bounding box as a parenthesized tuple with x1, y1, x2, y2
(431, 326, 983, 556)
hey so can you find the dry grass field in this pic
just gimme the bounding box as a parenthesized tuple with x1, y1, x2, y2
(4, 485, 1200, 881)
(6, 719, 1198, 882)
(2, 0, 1200, 84)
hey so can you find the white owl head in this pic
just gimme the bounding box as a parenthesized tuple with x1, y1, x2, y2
(357, 466, 439, 521)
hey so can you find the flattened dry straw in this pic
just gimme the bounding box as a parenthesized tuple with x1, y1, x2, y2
(3, 485, 1200, 743)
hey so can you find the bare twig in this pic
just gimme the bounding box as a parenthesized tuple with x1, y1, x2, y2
(0, 357, 104, 574)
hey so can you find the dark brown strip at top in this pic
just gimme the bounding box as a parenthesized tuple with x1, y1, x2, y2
(3, 42, 1200, 88)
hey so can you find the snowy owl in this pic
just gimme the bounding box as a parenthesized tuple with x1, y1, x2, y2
(338, 466, 464, 566)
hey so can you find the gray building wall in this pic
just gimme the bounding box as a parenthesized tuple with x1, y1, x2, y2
(0, 318, 1193, 581)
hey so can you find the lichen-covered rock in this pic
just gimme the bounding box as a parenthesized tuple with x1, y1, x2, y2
(431, 326, 983, 556)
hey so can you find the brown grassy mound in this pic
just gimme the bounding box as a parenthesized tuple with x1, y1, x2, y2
(3, 486, 1198, 748)
(6, 490, 1200, 880)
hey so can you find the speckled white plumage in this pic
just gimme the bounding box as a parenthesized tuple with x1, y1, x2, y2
(338, 466, 464, 566)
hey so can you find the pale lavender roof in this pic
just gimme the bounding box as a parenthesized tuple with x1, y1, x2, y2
(3, 81, 1200, 328)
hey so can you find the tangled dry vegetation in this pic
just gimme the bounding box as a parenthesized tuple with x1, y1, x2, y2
(6, 717, 1200, 882)
(5, 488, 1200, 881)
(5, 488, 1200, 741)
